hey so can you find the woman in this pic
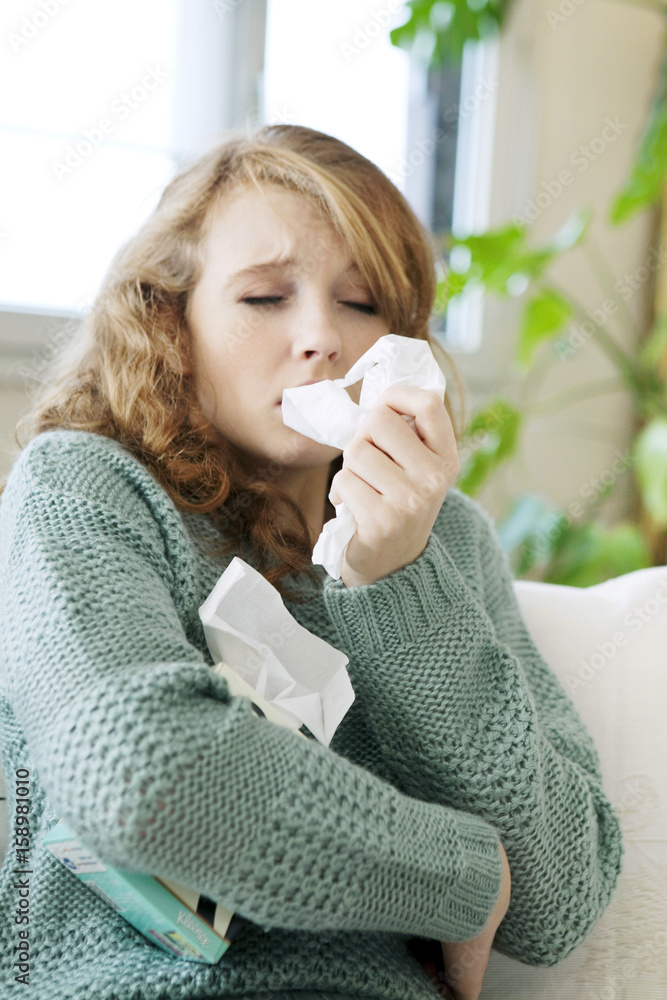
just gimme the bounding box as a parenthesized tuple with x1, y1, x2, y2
(0, 124, 622, 1000)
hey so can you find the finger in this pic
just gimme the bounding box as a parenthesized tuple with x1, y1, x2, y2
(360, 386, 460, 485)
(356, 397, 459, 495)
(328, 465, 380, 511)
(355, 399, 427, 473)
(372, 383, 456, 462)
(341, 436, 416, 506)
(441, 938, 491, 1000)
(328, 467, 401, 541)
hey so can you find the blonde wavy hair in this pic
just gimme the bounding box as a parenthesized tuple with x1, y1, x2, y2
(5, 124, 466, 602)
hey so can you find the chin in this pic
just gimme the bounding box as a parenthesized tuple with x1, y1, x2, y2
(280, 438, 342, 468)
(290, 441, 342, 465)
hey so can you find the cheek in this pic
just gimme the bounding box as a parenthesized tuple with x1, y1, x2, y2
(353, 326, 391, 365)
(194, 338, 258, 424)
(188, 312, 231, 386)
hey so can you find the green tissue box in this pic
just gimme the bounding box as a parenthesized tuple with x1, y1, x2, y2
(42, 818, 244, 963)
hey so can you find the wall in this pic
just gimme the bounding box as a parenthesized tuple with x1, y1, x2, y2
(451, 0, 666, 534)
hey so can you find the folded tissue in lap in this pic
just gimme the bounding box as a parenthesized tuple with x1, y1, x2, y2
(280, 334, 447, 579)
(198, 555, 355, 747)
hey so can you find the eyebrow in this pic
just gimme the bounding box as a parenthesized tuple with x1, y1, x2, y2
(225, 257, 295, 289)
(225, 256, 364, 290)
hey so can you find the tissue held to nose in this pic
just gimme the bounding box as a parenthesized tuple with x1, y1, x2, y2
(281, 334, 447, 580)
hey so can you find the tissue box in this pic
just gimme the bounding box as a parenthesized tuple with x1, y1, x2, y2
(42, 818, 243, 963)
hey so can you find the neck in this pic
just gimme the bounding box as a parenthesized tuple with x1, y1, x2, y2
(270, 455, 342, 549)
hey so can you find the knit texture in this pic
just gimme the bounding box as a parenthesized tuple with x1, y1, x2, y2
(0, 429, 623, 1000)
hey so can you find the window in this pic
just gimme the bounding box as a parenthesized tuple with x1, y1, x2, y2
(430, 36, 501, 352)
(0, 0, 179, 315)
(263, 0, 410, 199)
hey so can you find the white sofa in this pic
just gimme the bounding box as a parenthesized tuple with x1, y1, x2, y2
(1, 566, 666, 996)
(481, 565, 667, 999)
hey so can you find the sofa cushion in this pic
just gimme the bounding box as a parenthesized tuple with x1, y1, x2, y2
(482, 565, 667, 997)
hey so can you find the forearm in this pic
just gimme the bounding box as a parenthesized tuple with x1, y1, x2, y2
(323, 524, 624, 965)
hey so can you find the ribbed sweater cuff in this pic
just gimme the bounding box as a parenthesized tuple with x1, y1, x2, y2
(323, 530, 470, 658)
(439, 810, 503, 939)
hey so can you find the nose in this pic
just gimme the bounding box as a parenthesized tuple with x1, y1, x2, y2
(291, 293, 343, 366)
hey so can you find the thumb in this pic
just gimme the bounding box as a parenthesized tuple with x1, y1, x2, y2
(328, 474, 342, 507)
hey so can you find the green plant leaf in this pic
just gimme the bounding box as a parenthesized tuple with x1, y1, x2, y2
(543, 521, 652, 587)
(457, 399, 522, 496)
(516, 287, 574, 370)
(497, 490, 652, 585)
(632, 415, 667, 526)
(610, 45, 667, 224)
(389, 0, 513, 68)
(439, 209, 592, 309)
(638, 312, 667, 368)
(446, 221, 532, 294)
(495, 493, 566, 576)
(436, 270, 468, 305)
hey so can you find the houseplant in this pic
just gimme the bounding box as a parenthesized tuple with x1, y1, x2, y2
(391, 0, 667, 583)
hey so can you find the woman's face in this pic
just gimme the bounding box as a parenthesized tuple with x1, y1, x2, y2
(185, 183, 390, 476)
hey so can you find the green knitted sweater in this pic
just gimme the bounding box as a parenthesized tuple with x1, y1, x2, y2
(0, 429, 623, 1000)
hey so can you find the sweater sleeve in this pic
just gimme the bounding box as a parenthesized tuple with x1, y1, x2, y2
(0, 436, 503, 944)
(322, 489, 624, 967)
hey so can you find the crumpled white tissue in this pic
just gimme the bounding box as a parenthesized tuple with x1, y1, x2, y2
(198, 556, 354, 746)
(281, 334, 447, 579)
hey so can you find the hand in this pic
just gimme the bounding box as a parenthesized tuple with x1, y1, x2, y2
(439, 841, 512, 1000)
(327, 384, 460, 588)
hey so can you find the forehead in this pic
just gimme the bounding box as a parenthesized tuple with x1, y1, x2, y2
(201, 183, 343, 257)
(195, 182, 368, 292)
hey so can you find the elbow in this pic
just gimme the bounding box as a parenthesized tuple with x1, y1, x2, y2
(53, 753, 167, 873)
(57, 791, 147, 873)
(498, 787, 625, 967)
(494, 888, 624, 969)
(495, 845, 625, 968)
(493, 913, 600, 968)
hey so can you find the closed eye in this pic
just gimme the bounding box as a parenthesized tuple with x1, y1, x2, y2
(242, 296, 284, 307)
(346, 302, 377, 315)
(241, 296, 377, 315)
